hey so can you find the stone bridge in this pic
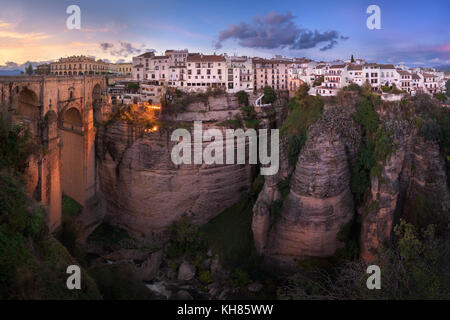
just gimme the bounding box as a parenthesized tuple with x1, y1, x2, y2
(0, 75, 106, 231)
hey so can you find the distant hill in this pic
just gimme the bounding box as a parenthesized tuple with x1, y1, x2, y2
(0, 69, 22, 76)
(435, 65, 450, 72)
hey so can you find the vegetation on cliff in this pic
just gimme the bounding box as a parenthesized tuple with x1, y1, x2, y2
(350, 92, 394, 203)
(278, 219, 449, 299)
(281, 84, 324, 165)
(0, 120, 101, 299)
(275, 85, 449, 299)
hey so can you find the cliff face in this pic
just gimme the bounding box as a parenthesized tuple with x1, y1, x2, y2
(94, 94, 283, 237)
(252, 105, 361, 267)
(253, 100, 450, 268)
(96, 121, 254, 237)
(360, 106, 450, 261)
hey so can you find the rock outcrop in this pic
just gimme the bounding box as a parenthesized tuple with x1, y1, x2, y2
(94, 93, 284, 237)
(252, 106, 361, 268)
(360, 109, 450, 261)
(253, 99, 450, 268)
(96, 121, 253, 237)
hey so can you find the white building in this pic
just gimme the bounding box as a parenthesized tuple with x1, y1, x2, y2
(421, 72, 441, 94)
(253, 58, 290, 90)
(397, 70, 412, 93)
(346, 64, 364, 86)
(225, 55, 254, 92)
(165, 49, 189, 66)
(132, 52, 155, 81)
(379, 64, 398, 87)
(316, 64, 347, 96)
(145, 55, 170, 81)
(363, 63, 380, 88)
(185, 54, 227, 91)
(168, 66, 187, 88)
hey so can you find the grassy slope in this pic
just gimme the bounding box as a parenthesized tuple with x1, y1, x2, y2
(0, 172, 101, 299)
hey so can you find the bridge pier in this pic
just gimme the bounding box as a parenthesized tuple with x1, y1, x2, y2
(0, 75, 106, 232)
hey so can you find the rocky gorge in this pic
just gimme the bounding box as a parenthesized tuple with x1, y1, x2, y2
(84, 88, 449, 299)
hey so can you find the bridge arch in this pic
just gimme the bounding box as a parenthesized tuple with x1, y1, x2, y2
(92, 83, 103, 123)
(43, 110, 58, 143)
(17, 88, 40, 136)
(60, 106, 84, 204)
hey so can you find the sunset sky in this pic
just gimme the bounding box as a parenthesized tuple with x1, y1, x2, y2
(0, 0, 449, 70)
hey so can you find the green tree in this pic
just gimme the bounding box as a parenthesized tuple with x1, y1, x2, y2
(236, 90, 249, 106)
(25, 64, 33, 75)
(446, 79, 450, 97)
(351, 54, 355, 63)
(353, 96, 380, 134)
(435, 92, 446, 102)
(294, 83, 310, 100)
(262, 86, 276, 104)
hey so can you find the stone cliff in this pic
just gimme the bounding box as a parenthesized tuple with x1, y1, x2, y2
(360, 102, 450, 261)
(96, 121, 253, 237)
(252, 95, 450, 268)
(95, 94, 283, 238)
(252, 104, 362, 268)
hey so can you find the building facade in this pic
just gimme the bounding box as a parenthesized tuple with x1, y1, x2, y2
(51, 56, 108, 76)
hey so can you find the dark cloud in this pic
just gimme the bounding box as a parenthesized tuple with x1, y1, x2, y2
(215, 11, 348, 51)
(99, 41, 143, 57)
(100, 42, 114, 51)
(0, 60, 52, 71)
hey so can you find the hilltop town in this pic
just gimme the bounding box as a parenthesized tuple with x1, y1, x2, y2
(37, 50, 450, 105)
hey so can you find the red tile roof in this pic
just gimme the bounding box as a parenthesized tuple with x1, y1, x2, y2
(187, 54, 225, 63)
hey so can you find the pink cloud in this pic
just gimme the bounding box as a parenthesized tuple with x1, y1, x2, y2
(436, 44, 450, 52)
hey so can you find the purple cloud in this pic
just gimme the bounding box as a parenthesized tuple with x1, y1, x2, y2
(215, 11, 348, 51)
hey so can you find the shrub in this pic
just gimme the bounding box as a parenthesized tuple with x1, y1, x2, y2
(353, 96, 380, 134)
(199, 270, 213, 284)
(0, 121, 39, 173)
(287, 133, 306, 166)
(281, 96, 323, 137)
(262, 86, 276, 104)
(435, 93, 447, 102)
(374, 126, 394, 162)
(230, 268, 250, 288)
(167, 216, 206, 260)
(420, 118, 441, 142)
(294, 83, 310, 100)
(88, 222, 137, 251)
(343, 83, 362, 93)
(236, 90, 249, 106)
(350, 142, 375, 202)
(313, 76, 324, 87)
(381, 85, 390, 93)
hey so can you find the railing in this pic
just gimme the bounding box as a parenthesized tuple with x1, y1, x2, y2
(254, 94, 272, 107)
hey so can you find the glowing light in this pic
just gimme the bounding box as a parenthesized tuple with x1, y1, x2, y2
(144, 125, 158, 133)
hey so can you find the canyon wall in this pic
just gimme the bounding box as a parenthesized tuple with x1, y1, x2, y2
(95, 94, 285, 237)
(252, 99, 450, 268)
(252, 105, 362, 268)
(360, 104, 450, 261)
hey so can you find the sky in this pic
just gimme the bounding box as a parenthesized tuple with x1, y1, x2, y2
(0, 0, 449, 70)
